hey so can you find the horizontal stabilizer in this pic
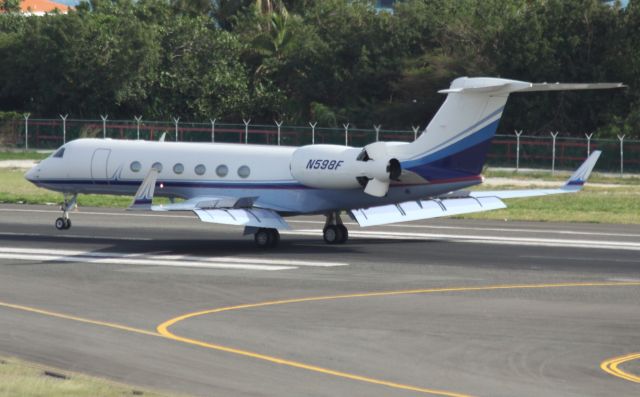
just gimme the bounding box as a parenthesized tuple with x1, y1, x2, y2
(194, 208, 290, 230)
(350, 197, 505, 227)
(517, 83, 625, 92)
(127, 167, 159, 211)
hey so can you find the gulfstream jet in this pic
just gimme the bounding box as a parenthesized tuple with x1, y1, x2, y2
(25, 77, 621, 248)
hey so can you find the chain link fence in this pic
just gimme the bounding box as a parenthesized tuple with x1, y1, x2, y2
(2, 117, 638, 174)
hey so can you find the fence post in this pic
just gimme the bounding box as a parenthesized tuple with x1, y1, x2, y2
(100, 114, 108, 139)
(243, 119, 251, 144)
(412, 126, 420, 141)
(210, 119, 216, 143)
(134, 116, 142, 140)
(618, 134, 625, 177)
(173, 117, 180, 142)
(343, 123, 349, 146)
(585, 133, 593, 157)
(515, 130, 523, 171)
(309, 122, 317, 145)
(550, 131, 559, 174)
(275, 120, 283, 146)
(374, 125, 381, 142)
(60, 114, 68, 144)
(23, 113, 30, 151)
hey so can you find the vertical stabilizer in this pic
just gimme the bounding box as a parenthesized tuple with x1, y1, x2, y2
(397, 77, 530, 181)
(393, 77, 623, 183)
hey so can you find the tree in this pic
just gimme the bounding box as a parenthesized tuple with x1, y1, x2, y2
(1, 0, 20, 13)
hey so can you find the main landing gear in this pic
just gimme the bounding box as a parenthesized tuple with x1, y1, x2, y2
(323, 212, 348, 245)
(55, 193, 77, 230)
(254, 228, 280, 249)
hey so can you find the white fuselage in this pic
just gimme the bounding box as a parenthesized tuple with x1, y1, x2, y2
(26, 139, 483, 215)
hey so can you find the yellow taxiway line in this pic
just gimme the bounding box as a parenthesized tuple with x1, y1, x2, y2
(1, 281, 639, 396)
(601, 352, 640, 383)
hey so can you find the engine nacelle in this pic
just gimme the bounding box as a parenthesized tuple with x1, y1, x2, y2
(290, 144, 401, 195)
(290, 145, 364, 189)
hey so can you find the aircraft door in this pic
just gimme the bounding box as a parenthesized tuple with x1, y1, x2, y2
(91, 148, 111, 183)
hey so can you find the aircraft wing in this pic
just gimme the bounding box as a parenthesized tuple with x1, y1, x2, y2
(470, 150, 601, 200)
(350, 196, 506, 227)
(350, 151, 600, 227)
(127, 170, 290, 229)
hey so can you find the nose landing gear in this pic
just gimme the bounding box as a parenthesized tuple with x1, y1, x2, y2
(323, 212, 348, 244)
(55, 193, 77, 230)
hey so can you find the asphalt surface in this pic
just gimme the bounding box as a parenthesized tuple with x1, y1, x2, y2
(0, 203, 639, 397)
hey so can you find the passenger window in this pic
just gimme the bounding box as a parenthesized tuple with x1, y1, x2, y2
(173, 163, 184, 174)
(195, 164, 206, 175)
(130, 161, 141, 172)
(238, 165, 250, 178)
(53, 148, 65, 158)
(216, 164, 228, 177)
(152, 162, 163, 172)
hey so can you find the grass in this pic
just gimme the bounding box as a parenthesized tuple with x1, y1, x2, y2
(0, 168, 638, 224)
(465, 186, 640, 224)
(0, 151, 50, 161)
(0, 356, 177, 397)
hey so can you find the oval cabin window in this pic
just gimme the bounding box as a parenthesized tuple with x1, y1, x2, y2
(238, 165, 250, 178)
(195, 164, 206, 175)
(216, 164, 228, 177)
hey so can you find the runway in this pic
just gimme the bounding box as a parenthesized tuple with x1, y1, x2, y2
(0, 203, 639, 396)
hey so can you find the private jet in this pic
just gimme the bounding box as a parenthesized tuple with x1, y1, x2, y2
(25, 77, 621, 247)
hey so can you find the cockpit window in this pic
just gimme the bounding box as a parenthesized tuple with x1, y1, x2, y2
(52, 148, 65, 158)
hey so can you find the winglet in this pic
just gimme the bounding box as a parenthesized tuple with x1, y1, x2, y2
(128, 167, 160, 210)
(563, 150, 601, 190)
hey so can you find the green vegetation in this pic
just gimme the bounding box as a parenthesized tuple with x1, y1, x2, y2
(0, 356, 176, 397)
(0, 0, 638, 138)
(1, 167, 638, 224)
(0, 151, 49, 161)
(466, 186, 640, 224)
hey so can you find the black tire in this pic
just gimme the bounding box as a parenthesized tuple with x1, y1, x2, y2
(269, 229, 280, 248)
(55, 217, 66, 230)
(337, 225, 348, 244)
(64, 218, 72, 229)
(323, 225, 342, 244)
(254, 228, 272, 248)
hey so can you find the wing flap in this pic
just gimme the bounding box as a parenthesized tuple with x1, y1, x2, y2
(351, 197, 505, 227)
(194, 208, 290, 230)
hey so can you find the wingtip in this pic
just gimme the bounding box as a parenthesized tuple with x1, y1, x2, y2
(564, 150, 602, 188)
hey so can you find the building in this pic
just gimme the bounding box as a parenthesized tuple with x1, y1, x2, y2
(8, 0, 71, 15)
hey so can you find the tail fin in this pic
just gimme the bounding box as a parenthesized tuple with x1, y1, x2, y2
(395, 77, 623, 182)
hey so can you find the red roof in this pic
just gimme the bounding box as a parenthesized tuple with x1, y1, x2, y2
(20, 0, 71, 13)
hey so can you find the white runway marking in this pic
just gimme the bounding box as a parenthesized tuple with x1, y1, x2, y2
(283, 230, 640, 251)
(0, 247, 348, 271)
(3, 207, 639, 238)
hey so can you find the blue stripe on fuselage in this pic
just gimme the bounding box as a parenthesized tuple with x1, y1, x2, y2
(401, 118, 501, 180)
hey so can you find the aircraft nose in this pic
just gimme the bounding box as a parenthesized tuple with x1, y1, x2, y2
(24, 164, 39, 182)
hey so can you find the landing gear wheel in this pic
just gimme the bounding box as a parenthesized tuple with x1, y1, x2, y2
(254, 228, 279, 249)
(55, 217, 66, 230)
(337, 225, 348, 244)
(323, 225, 343, 244)
(64, 218, 71, 229)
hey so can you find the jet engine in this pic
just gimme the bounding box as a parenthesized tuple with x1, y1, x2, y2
(290, 142, 401, 197)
